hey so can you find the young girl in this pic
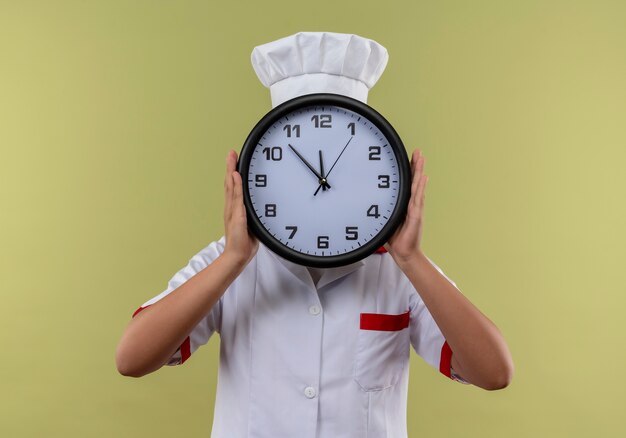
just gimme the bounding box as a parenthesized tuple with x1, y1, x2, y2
(115, 32, 513, 437)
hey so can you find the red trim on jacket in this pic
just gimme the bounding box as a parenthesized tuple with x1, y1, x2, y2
(375, 246, 388, 253)
(180, 337, 191, 363)
(360, 310, 410, 331)
(132, 305, 151, 318)
(439, 340, 453, 378)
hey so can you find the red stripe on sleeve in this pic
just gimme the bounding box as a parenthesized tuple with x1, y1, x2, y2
(132, 304, 152, 318)
(180, 337, 191, 364)
(439, 340, 453, 378)
(360, 310, 410, 331)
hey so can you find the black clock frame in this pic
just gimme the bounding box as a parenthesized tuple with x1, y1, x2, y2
(237, 93, 411, 268)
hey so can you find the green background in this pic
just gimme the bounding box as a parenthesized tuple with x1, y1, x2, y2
(1, 0, 624, 436)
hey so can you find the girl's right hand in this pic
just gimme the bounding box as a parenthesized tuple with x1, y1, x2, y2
(223, 149, 259, 267)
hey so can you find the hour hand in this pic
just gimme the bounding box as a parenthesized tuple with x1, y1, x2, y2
(319, 150, 327, 192)
(288, 144, 331, 189)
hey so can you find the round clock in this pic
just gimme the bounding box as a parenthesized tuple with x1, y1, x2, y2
(237, 93, 411, 268)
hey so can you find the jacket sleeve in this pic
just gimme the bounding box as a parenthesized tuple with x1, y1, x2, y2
(131, 236, 226, 366)
(407, 256, 470, 384)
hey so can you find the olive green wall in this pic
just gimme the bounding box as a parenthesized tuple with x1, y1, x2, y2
(1, 1, 624, 436)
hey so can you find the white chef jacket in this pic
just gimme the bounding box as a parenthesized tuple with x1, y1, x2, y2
(132, 236, 467, 438)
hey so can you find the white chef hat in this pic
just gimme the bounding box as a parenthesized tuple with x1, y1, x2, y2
(251, 31, 389, 108)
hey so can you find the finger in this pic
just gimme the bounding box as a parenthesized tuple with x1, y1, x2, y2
(410, 154, 424, 200)
(224, 150, 236, 223)
(232, 170, 246, 222)
(413, 156, 425, 208)
(419, 175, 428, 210)
(415, 155, 426, 195)
(415, 173, 427, 208)
(413, 149, 421, 165)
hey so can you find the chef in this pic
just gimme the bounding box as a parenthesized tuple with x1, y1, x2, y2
(116, 31, 514, 438)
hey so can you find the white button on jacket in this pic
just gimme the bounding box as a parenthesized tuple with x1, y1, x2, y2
(133, 236, 466, 437)
(308, 304, 321, 315)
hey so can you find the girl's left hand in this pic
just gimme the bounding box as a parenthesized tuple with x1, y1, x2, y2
(385, 149, 428, 269)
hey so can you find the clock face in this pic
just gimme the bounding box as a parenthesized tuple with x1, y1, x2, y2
(239, 94, 410, 268)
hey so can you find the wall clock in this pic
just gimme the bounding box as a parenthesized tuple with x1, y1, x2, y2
(238, 93, 410, 268)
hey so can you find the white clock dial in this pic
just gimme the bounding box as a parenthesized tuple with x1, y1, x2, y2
(247, 105, 401, 258)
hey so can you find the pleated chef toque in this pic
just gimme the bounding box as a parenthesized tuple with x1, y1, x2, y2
(251, 31, 389, 108)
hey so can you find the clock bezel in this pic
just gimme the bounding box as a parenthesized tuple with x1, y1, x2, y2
(237, 93, 411, 268)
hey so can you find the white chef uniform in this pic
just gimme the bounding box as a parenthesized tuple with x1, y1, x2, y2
(132, 32, 468, 438)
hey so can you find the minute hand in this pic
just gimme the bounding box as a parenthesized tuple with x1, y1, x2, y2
(288, 143, 329, 183)
(314, 136, 353, 196)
